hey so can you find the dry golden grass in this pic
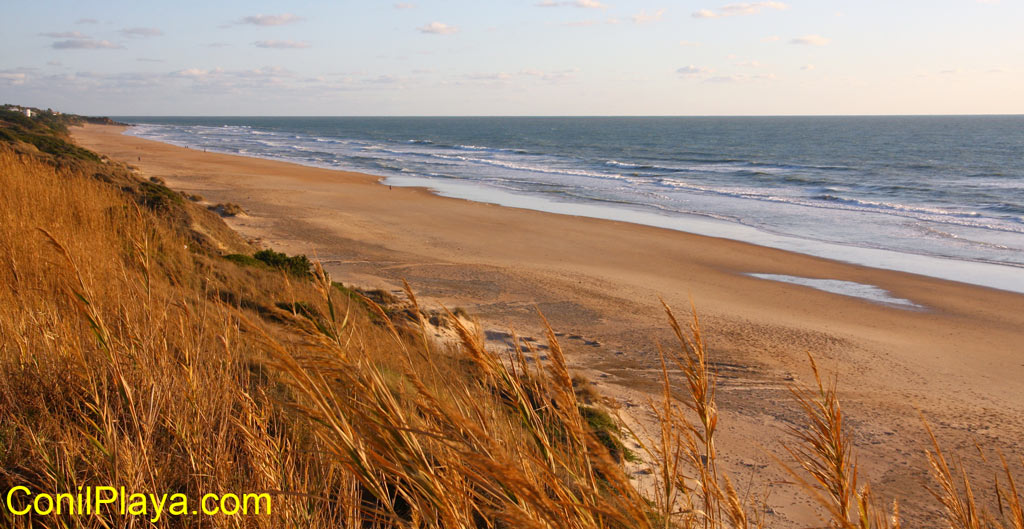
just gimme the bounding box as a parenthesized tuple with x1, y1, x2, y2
(0, 145, 357, 527)
(1, 140, 1022, 528)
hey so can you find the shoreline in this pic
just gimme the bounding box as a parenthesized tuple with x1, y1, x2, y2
(383, 173, 1024, 294)
(73, 123, 1024, 525)
(118, 122, 1024, 294)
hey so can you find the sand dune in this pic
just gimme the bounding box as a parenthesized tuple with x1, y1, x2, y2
(74, 123, 1024, 526)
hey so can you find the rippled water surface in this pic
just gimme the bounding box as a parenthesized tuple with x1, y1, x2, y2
(119, 116, 1024, 290)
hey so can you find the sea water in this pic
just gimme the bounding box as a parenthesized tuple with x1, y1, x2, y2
(118, 116, 1024, 294)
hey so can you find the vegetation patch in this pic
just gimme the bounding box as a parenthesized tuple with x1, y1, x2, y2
(0, 108, 100, 161)
(211, 202, 245, 216)
(580, 405, 638, 463)
(222, 249, 313, 278)
(138, 180, 186, 210)
(254, 249, 312, 277)
(275, 300, 323, 321)
(223, 253, 264, 268)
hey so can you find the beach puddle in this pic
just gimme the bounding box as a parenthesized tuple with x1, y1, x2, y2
(748, 273, 924, 309)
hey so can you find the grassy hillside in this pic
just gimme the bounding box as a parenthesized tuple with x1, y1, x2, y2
(0, 107, 102, 161)
(0, 114, 1020, 528)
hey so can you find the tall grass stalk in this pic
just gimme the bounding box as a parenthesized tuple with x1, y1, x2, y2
(2, 141, 1022, 528)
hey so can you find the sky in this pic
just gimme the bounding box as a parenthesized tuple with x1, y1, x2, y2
(1, 0, 1021, 116)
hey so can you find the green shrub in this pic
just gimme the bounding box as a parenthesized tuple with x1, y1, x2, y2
(223, 253, 263, 268)
(138, 180, 185, 211)
(223, 250, 312, 278)
(254, 249, 312, 278)
(580, 405, 638, 463)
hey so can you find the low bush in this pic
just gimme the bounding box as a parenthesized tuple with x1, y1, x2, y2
(254, 249, 312, 277)
(138, 180, 185, 210)
(212, 202, 245, 216)
(223, 253, 263, 267)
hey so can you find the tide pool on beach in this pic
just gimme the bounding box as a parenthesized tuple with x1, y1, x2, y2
(746, 273, 924, 309)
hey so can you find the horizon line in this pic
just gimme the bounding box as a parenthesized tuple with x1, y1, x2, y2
(107, 113, 1024, 119)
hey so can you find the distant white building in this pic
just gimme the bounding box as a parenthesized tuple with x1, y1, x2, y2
(23, 108, 32, 118)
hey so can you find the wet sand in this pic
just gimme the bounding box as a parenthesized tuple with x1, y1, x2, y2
(74, 123, 1024, 526)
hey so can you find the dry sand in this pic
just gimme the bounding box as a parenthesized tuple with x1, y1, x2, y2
(74, 123, 1024, 525)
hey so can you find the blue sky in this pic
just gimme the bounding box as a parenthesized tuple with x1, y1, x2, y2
(1, 0, 1021, 115)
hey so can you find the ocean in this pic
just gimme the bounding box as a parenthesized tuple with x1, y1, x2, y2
(118, 116, 1024, 293)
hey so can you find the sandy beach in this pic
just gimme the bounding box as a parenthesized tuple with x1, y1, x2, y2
(74, 123, 1024, 525)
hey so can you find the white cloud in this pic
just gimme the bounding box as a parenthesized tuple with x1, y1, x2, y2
(464, 68, 579, 83)
(693, 2, 788, 18)
(522, 68, 579, 81)
(173, 68, 215, 78)
(52, 39, 123, 50)
(1, 65, 415, 102)
(762, 35, 780, 42)
(394, 2, 416, 8)
(363, 75, 403, 84)
(721, 1, 788, 15)
(238, 14, 303, 26)
(466, 72, 514, 81)
(40, 31, 91, 39)
(76, 18, 99, 24)
(562, 16, 628, 26)
(705, 72, 777, 83)
(632, 9, 665, 23)
(677, 65, 710, 75)
(233, 67, 292, 78)
(801, 64, 815, 70)
(678, 40, 701, 47)
(120, 27, 163, 38)
(160, 66, 305, 95)
(536, 0, 607, 8)
(254, 40, 311, 49)
(172, 66, 294, 82)
(0, 72, 28, 85)
(418, 22, 458, 34)
(790, 34, 830, 46)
